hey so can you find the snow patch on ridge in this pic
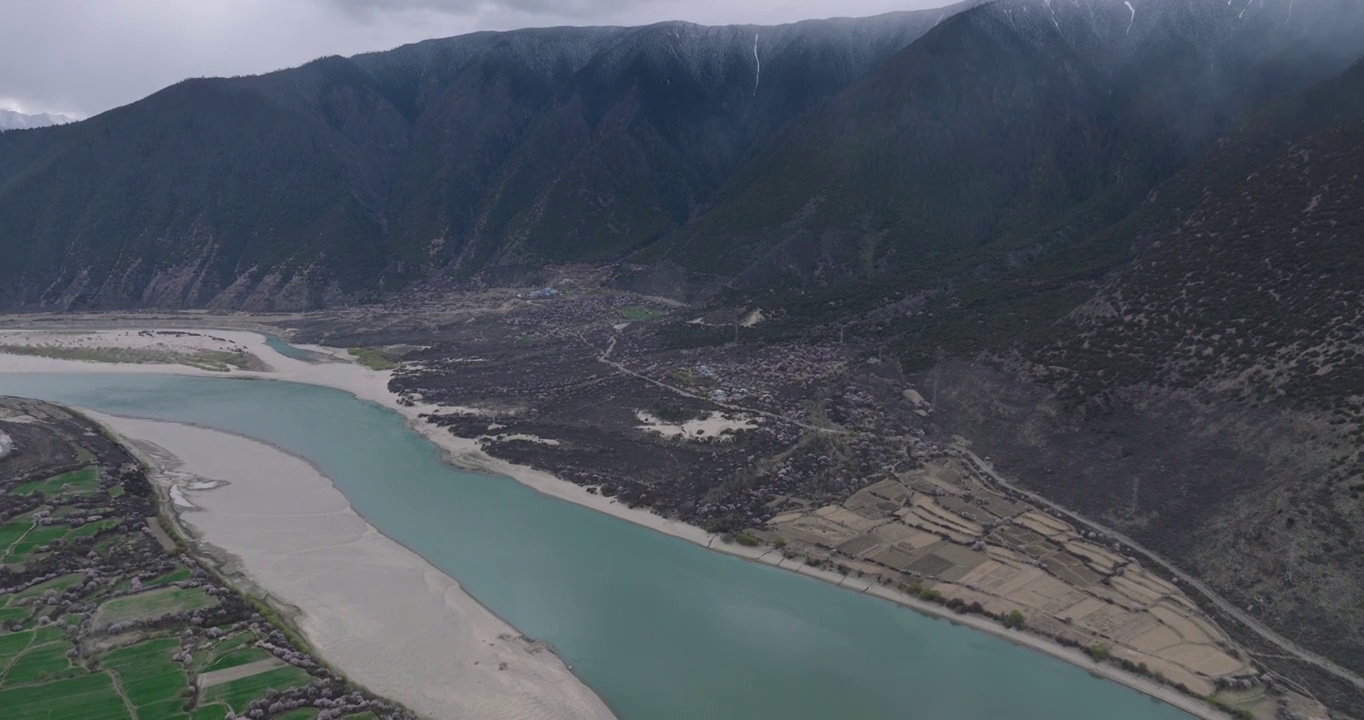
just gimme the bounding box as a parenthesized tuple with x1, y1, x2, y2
(752, 33, 761, 96)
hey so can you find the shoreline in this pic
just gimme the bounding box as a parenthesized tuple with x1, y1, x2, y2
(0, 328, 1225, 720)
(84, 409, 616, 720)
(88, 406, 625, 719)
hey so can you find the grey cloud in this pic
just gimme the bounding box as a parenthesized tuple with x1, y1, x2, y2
(0, 0, 947, 117)
(327, 0, 638, 21)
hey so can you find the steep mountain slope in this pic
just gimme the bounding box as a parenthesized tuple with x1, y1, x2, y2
(649, 0, 1364, 294)
(0, 10, 958, 309)
(928, 55, 1364, 699)
(0, 109, 72, 131)
(3, 0, 1361, 310)
(0, 67, 407, 308)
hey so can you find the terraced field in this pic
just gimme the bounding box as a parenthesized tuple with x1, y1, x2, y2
(0, 397, 413, 720)
(765, 458, 1324, 719)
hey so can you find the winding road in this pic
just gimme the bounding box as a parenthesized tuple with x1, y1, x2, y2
(953, 444, 1364, 696)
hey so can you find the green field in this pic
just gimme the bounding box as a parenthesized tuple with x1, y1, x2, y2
(148, 566, 192, 586)
(5, 641, 73, 685)
(0, 630, 35, 664)
(29, 629, 65, 650)
(620, 305, 666, 321)
(0, 516, 31, 550)
(106, 638, 188, 709)
(0, 672, 132, 720)
(202, 665, 313, 712)
(6, 526, 69, 560)
(68, 518, 122, 540)
(347, 347, 397, 371)
(191, 706, 228, 720)
(205, 632, 253, 655)
(10, 573, 85, 603)
(141, 697, 195, 720)
(206, 646, 272, 672)
(14, 467, 100, 497)
(95, 587, 218, 627)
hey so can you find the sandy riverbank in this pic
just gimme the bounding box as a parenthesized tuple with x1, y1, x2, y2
(86, 411, 613, 720)
(0, 328, 1226, 720)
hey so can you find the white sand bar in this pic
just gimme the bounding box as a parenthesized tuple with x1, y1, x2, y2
(91, 412, 613, 720)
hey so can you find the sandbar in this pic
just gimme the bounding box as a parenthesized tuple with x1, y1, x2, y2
(89, 411, 613, 720)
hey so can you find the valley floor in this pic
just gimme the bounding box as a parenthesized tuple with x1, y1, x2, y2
(0, 316, 1342, 720)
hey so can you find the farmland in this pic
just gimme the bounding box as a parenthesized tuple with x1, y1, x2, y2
(0, 397, 413, 720)
(763, 458, 1319, 719)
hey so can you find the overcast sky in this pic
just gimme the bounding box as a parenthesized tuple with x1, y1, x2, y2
(0, 0, 947, 118)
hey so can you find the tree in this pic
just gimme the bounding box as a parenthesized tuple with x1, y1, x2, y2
(1003, 610, 1026, 629)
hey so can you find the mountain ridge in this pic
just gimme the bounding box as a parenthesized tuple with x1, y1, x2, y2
(915, 51, 1364, 703)
(0, 0, 1360, 312)
(0, 5, 969, 309)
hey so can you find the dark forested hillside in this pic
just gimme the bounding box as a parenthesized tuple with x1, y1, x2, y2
(1, 0, 1361, 309)
(649, 0, 1364, 293)
(923, 53, 1364, 695)
(0, 9, 958, 309)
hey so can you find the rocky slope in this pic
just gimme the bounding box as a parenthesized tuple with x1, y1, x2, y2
(0, 8, 960, 310)
(649, 0, 1364, 290)
(1, 0, 1361, 310)
(922, 52, 1364, 701)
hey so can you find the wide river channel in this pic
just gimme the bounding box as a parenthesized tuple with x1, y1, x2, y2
(0, 372, 1193, 720)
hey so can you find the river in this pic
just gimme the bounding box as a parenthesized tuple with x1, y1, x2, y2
(0, 372, 1193, 720)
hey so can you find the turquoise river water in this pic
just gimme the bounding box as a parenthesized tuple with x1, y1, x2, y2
(0, 372, 1193, 720)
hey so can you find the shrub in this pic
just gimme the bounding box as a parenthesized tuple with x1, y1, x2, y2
(734, 532, 760, 547)
(348, 347, 397, 371)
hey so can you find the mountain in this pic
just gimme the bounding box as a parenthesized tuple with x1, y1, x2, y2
(1, 0, 1361, 310)
(1034, 54, 1364, 673)
(0, 8, 962, 310)
(0, 109, 72, 131)
(918, 54, 1364, 701)
(647, 0, 1364, 294)
(3, 0, 1364, 707)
